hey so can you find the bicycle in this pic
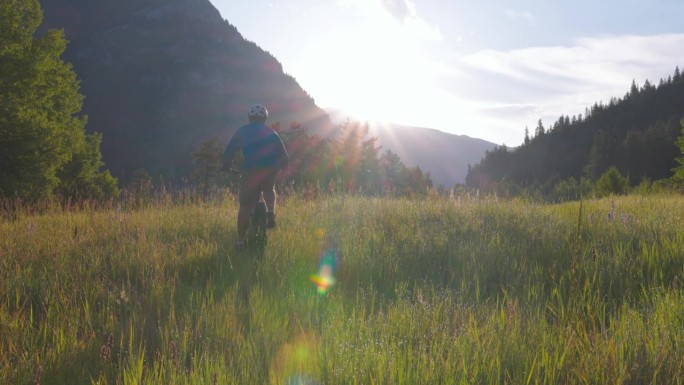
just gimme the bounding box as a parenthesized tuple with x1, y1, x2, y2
(246, 192, 268, 249)
(229, 169, 268, 251)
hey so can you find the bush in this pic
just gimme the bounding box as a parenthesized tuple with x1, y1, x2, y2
(597, 166, 628, 197)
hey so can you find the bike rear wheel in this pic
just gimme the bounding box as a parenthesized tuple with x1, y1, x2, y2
(246, 201, 268, 249)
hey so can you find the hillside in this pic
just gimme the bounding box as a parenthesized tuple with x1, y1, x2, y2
(40, 0, 332, 180)
(326, 110, 497, 186)
(467, 68, 684, 192)
(368, 124, 497, 187)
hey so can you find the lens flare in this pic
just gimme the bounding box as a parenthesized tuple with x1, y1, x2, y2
(270, 332, 321, 384)
(310, 250, 337, 295)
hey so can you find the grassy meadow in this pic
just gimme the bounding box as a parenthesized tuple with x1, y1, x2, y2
(1, 193, 684, 384)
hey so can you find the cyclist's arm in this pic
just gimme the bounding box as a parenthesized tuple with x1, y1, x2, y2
(275, 135, 289, 170)
(222, 132, 242, 170)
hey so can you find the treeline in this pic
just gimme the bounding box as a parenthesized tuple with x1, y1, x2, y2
(190, 120, 434, 198)
(467, 66, 684, 200)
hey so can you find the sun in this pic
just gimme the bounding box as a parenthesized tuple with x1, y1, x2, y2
(287, 2, 486, 136)
(292, 7, 448, 124)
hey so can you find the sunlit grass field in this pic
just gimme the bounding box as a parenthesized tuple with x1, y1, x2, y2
(2, 194, 684, 384)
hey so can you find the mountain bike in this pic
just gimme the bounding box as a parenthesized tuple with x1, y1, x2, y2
(245, 192, 268, 250)
(229, 169, 268, 251)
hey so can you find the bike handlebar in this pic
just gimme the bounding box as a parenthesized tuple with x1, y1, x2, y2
(227, 168, 242, 177)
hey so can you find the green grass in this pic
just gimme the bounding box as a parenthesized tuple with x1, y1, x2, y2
(1, 194, 684, 384)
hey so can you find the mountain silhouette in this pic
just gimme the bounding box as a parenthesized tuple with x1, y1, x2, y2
(40, 0, 332, 180)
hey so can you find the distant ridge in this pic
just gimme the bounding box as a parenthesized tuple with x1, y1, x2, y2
(369, 124, 498, 187)
(326, 110, 498, 186)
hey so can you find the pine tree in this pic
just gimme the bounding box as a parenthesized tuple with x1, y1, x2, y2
(191, 137, 224, 196)
(534, 119, 545, 137)
(642, 79, 653, 91)
(0, 0, 116, 199)
(380, 150, 406, 195)
(630, 79, 639, 96)
(671, 118, 684, 187)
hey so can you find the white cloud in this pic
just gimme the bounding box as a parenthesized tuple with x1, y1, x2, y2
(335, 0, 442, 41)
(456, 34, 684, 143)
(504, 9, 534, 23)
(465, 34, 684, 92)
(381, 0, 413, 20)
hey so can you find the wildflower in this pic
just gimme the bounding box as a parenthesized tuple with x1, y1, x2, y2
(119, 288, 129, 304)
(34, 365, 43, 385)
(101, 333, 114, 363)
(621, 213, 630, 224)
(607, 198, 615, 221)
(170, 341, 178, 369)
(416, 288, 427, 307)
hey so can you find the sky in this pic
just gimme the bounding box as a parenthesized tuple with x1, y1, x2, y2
(212, 0, 684, 146)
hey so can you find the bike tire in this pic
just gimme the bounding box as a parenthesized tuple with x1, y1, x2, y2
(246, 201, 268, 249)
(254, 201, 268, 246)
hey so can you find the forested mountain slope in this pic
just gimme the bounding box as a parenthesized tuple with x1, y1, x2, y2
(467, 68, 684, 191)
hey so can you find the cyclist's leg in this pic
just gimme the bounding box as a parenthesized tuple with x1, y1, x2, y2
(238, 172, 260, 243)
(260, 168, 278, 228)
(261, 171, 277, 214)
(248, 168, 277, 213)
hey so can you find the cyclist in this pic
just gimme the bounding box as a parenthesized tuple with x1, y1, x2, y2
(223, 104, 288, 251)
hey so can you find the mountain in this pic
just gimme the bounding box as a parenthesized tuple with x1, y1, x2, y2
(39, 0, 332, 180)
(467, 68, 684, 193)
(369, 125, 497, 187)
(326, 110, 498, 187)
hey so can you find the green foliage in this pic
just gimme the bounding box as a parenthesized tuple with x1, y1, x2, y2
(0, 0, 116, 200)
(272, 120, 431, 197)
(596, 166, 628, 197)
(671, 118, 684, 187)
(331, 120, 370, 193)
(379, 150, 433, 196)
(2, 195, 684, 383)
(275, 122, 331, 189)
(551, 177, 581, 202)
(57, 133, 119, 200)
(632, 177, 653, 195)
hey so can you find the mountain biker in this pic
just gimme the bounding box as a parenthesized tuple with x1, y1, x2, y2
(223, 104, 289, 251)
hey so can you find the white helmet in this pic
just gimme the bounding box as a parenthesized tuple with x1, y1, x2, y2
(248, 104, 268, 120)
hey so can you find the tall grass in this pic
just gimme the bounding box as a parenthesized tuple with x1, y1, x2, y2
(1, 194, 683, 384)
